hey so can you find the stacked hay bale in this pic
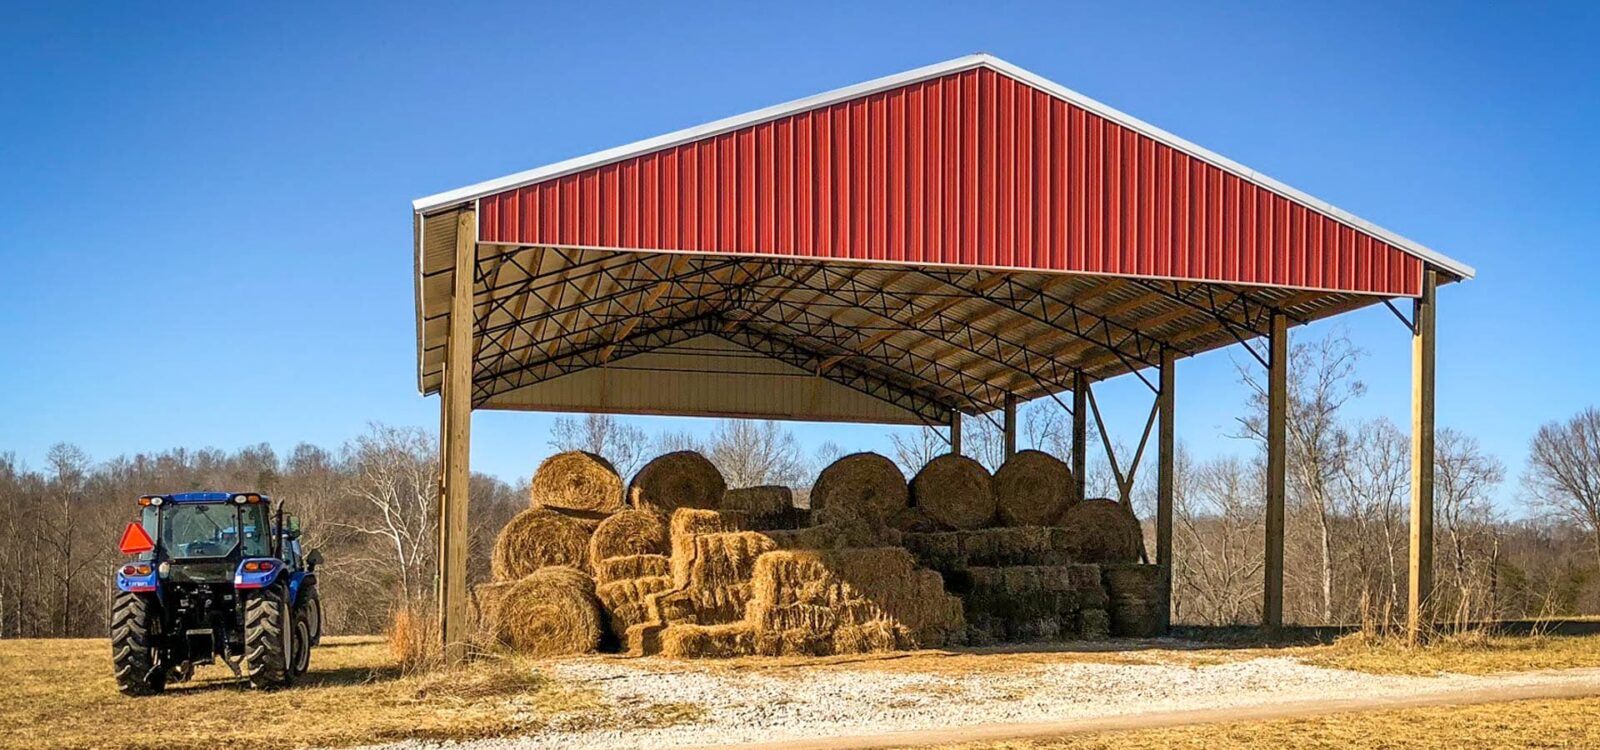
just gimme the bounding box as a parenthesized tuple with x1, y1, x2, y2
(590, 509, 673, 641)
(633, 501, 963, 658)
(1102, 563, 1166, 637)
(475, 451, 620, 655)
(628, 450, 726, 514)
(896, 449, 1162, 643)
(811, 453, 910, 525)
(722, 485, 800, 530)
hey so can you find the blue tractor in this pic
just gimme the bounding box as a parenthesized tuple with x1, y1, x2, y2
(111, 492, 323, 695)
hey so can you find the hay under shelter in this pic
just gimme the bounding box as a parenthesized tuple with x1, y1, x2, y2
(911, 454, 996, 530)
(529, 450, 625, 513)
(483, 566, 603, 656)
(1058, 498, 1144, 564)
(629, 451, 727, 514)
(992, 450, 1076, 527)
(809, 452, 909, 522)
(490, 507, 593, 580)
(589, 509, 670, 563)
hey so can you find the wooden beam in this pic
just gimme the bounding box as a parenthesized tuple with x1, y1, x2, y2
(1263, 311, 1288, 631)
(1157, 346, 1175, 633)
(949, 409, 963, 456)
(1003, 393, 1018, 459)
(1072, 371, 1088, 501)
(438, 208, 475, 666)
(1408, 269, 1438, 644)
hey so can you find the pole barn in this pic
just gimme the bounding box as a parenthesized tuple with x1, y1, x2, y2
(411, 54, 1473, 661)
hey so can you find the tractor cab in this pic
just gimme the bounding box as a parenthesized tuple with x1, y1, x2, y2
(111, 492, 324, 696)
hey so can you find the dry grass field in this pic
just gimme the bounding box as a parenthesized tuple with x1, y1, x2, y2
(3, 632, 1599, 750)
(919, 695, 1600, 750)
(0, 636, 694, 750)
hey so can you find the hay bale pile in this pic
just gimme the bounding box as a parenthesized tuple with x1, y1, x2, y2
(956, 565, 1108, 644)
(744, 548, 964, 656)
(1102, 563, 1166, 637)
(491, 507, 593, 580)
(589, 509, 674, 641)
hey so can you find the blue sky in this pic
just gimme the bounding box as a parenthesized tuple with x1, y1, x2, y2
(2, 2, 1596, 510)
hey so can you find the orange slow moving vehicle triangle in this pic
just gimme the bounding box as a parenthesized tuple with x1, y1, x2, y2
(119, 521, 155, 555)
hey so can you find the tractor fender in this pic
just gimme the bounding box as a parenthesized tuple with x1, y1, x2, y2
(233, 558, 288, 591)
(115, 562, 160, 594)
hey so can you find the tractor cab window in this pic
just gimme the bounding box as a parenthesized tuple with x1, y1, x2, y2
(144, 502, 272, 559)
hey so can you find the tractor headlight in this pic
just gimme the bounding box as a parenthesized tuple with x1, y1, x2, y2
(158, 562, 171, 577)
(233, 494, 247, 505)
(149, 496, 163, 506)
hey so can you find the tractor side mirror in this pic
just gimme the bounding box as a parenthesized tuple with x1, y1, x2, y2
(305, 549, 323, 570)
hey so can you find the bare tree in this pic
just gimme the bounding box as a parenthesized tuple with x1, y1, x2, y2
(549, 413, 650, 480)
(336, 425, 438, 606)
(890, 426, 947, 477)
(1435, 428, 1505, 621)
(1335, 418, 1410, 613)
(1238, 331, 1364, 623)
(706, 420, 805, 488)
(1172, 451, 1264, 625)
(1526, 407, 1600, 573)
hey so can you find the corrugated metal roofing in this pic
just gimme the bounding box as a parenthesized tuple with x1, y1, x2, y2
(411, 55, 1472, 423)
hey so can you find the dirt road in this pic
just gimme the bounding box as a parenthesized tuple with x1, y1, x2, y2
(676, 676, 1600, 750)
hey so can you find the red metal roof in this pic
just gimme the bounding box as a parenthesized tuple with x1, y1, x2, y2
(479, 64, 1428, 296)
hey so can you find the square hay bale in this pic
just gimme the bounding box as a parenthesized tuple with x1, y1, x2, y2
(596, 575, 673, 641)
(961, 564, 1107, 643)
(721, 486, 796, 529)
(1102, 563, 1166, 637)
(659, 623, 757, 658)
(1078, 608, 1111, 639)
(595, 553, 671, 584)
(675, 531, 779, 589)
(748, 547, 965, 653)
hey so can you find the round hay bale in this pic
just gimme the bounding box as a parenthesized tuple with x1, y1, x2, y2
(810, 452, 908, 522)
(494, 566, 603, 656)
(529, 450, 624, 513)
(628, 451, 726, 515)
(589, 509, 669, 563)
(491, 507, 592, 580)
(1058, 498, 1143, 564)
(887, 506, 940, 534)
(992, 449, 1076, 526)
(911, 454, 995, 531)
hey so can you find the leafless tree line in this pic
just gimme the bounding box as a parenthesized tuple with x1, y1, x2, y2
(4, 356, 1599, 639)
(0, 425, 522, 639)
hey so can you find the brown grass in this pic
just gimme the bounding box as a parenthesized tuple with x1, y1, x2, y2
(810, 452, 910, 522)
(529, 450, 624, 513)
(908, 695, 1600, 750)
(993, 449, 1076, 527)
(628, 450, 726, 514)
(1298, 632, 1600, 676)
(0, 636, 613, 750)
(491, 507, 593, 580)
(912, 454, 996, 530)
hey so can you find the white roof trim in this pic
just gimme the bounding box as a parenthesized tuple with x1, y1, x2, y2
(413, 53, 1474, 281)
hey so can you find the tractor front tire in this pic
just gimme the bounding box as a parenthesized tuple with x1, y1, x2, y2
(301, 582, 323, 647)
(244, 581, 296, 690)
(111, 591, 166, 696)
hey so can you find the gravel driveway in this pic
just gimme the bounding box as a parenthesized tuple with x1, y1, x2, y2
(359, 641, 1600, 750)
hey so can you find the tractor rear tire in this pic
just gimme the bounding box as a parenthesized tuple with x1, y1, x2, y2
(244, 581, 296, 690)
(291, 604, 313, 676)
(111, 591, 166, 696)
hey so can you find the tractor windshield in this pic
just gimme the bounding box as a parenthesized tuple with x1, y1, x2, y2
(140, 502, 272, 560)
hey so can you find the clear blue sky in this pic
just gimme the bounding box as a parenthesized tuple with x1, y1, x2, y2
(2, 2, 1596, 509)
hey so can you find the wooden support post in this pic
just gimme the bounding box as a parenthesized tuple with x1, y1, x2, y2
(437, 208, 475, 666)
(1263, 312, 1288, 631)
(1003, 393, 1018, 459)
(949, 408, 962, 456)
(1157, 347, 1175, 633)
(1408, 269, 1438, 643)
(1072, 372, 1088, 501)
